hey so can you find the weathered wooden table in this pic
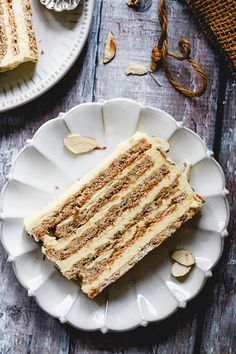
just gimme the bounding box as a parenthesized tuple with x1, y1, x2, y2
(0, 1, 235, 353)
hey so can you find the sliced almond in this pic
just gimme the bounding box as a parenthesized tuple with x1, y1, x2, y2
(127, 0, 141, 7)
(170, 249, 195, 266)
(171, 262, 192, 277)
(64, 135, 97, 155)
(103, 31, 116, 64)
(125, 61, 148, 76)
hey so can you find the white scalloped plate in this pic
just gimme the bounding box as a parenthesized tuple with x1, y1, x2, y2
(0, 0, 94, 112)
(0, 98, 229, 332)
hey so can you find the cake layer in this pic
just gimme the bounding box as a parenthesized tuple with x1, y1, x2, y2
(25, 134, 167, 240)
(24, 132, 204, 298)
(48, 173, 181, 275)
(0, 0, 38, 72)
(82, 196, 200, 298)
(55, 152, 155, 238)
(46, 164, 170, 260)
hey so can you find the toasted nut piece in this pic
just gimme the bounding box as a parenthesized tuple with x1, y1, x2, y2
(171, 262, 192, 277)
(194, 194, 205, 203)
(103, 32, 116, 64)
(170, 249, 195, 266)
(155, 137, 170, 152)
(127, 0, 141, 7)
(64, 135, 97, 155)
(125, 61, 148, 76)
(183, 161, 192, 181)
(94, 145, 107, 150)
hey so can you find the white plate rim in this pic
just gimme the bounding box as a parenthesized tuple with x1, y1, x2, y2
(0, 98, 230, 332)
(0, 0, 95, 113)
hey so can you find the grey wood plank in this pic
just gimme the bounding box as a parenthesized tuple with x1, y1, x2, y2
(0, 1, 103, 353)
(68, 309, 198, 354)
(198, 76, 236, 354)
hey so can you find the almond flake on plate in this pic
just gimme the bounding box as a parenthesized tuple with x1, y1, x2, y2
(64, 135, 97, 155)
(103, 32, 116, 64)
(125, 61, 149, 76)
(171, 262, 192, 277)
(170, 249, 195, 266)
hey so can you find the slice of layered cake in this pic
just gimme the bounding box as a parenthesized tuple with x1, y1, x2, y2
(0, 0, 38, 73)
(24, 133, 204, 298)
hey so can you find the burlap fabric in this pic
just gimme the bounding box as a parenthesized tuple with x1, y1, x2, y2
(185, 0, 236, 76)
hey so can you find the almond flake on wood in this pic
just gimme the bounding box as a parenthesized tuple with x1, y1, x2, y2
(127, 0, 141, 7)
(103, 32, 116, 64)
(125, 62, 148, 76)
(64, 135, 97, 155)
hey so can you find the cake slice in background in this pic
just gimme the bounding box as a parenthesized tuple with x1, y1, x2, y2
(0, 0, 38, 73)
(24, 133, 204, 298)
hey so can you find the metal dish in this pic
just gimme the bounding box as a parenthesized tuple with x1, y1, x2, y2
(40, 0, 80, 12)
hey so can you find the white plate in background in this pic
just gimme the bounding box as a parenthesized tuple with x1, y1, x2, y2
(0, 0, 94, 112)
(0, 98, 229, 332)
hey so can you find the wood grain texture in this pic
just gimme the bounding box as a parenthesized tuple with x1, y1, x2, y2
(0, 0, 235, 353)
(94, 0, 219, 148)
(198, 76, 236, 354)
(0, 2, 103, 354)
